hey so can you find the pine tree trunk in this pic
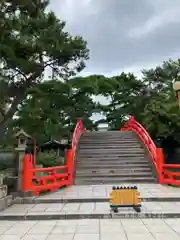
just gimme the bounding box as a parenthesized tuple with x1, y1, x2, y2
(0, 123, 6, 146)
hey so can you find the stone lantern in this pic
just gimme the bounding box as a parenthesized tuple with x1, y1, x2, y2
(15, 129, 31, 149)
(14, 129, 32, 193)
(173, 81, 180, 108)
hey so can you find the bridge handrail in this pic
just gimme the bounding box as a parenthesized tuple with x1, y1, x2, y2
(121, 116, 180, 187)
(66, 120, 85, 185)
(72, 120, 84, 151)
(22, 120, 85, 196)
(121, 116, 158, 170)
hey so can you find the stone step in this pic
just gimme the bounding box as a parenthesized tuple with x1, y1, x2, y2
(77, 155, 147, 160)
(78, 160, 147, 165)
(75, 171, 153, 178)
(79, 147, 143, 151)
(83, 133, 135, 137)
(83, 131, 134, 135)
(79, 145, 142, 149)
(78, 153, 146, 157)
(76, 158, 146, 163)
(76, 168, 152, 174)
(82, 133, 135, 137)
(19, 196, 180, 204)
(79, 138, 139, 144)
(77, 164, 151, 172)
(75, 177, 156, 184)
(75, 172, 153, 178)
(76, 165, 151, 169)
(79, 151, 145, 156)
(82, 135, 136, 138)
(81, 138, 137, 142)
(2, 201, 179, 220)
(77, 159, 149, 164)
(75, 164, 151, 169)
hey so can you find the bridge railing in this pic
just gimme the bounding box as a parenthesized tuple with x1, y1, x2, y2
(22, 120, 84, 196)
(121, 116, 180, 187)
(121, 116, 158, 170)
(66, 120, 85, 185)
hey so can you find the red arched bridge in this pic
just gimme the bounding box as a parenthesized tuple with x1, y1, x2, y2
(22, 116, 180, 196)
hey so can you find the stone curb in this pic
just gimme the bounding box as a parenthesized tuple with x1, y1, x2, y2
(13, 197, 180, 204)
(0, 195, 13, 211)
(1, 212, 180, 220)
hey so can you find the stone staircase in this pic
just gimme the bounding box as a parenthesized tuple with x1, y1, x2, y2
(75, 131, 157, 185)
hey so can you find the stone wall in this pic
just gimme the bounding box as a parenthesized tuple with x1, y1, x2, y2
(0, 176, 13, 211)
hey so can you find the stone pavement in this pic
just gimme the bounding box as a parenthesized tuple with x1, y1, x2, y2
(1, 218, 180, 239)
(24, 184, 180, 203)
(1, 201, 180, 219)
(0, 184, 180, 220)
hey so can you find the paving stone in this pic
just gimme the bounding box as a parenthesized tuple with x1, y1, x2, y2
(126, 233, 155, 240)
(100, 219, 121, 225)
(76, 224, 99, 234)
(12, 222, 36, 229)
(73, 234, 99, 240)
(4, 225, 31, 235)
(121, 219, 144, 225)
(21, 235, 48, 240)
(123, 225, 150, 234)
(56, 220, 79, 226)
(77, 219, 99, 226)
(151, 232, 180, 240)
(27, 225, 54, 234)
(35, 220, 57, 226)
(46, 235, 74, 240)
(0, 235, 23, 240)
(170, 225, 180, 234)
(100, 233, 127, 240)
(165, 218, 180, 225)
(146, 225, 175, 233)
(79, 203, 94, 212)
(0, 226, 11, 234)
(0, 221, 15, 227)
(62, 203, 80, 212)
(142, 219, 166, 225)
(51, 226, 76, 234)
(100, 225, 125, 234)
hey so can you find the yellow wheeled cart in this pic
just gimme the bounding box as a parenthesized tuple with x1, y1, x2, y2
(109, 186, 141, 213)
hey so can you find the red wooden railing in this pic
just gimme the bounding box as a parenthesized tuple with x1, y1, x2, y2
(121, 116, 158, 170)
(66, 120, 84, 185)
(121, 116, 180, 187)
(22, 120, 85, 195)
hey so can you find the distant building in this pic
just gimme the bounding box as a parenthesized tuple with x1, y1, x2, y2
(97, 123, 109, 131)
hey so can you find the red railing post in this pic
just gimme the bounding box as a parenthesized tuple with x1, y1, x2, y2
(22, 153, 34, 192)
(156, 148, 164, 184)
(66, 149, 74, 186)
(33, 136, 37, 167)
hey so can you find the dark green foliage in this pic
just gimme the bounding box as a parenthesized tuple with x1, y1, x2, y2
(1, 1, 180, 152)
(0, 0, 89, 143)
(7, 59, 180, 146)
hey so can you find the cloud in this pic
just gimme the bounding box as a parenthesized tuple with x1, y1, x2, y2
(48, 0, 180, 121)
(128, 0, 180, 38)
(49, 0, 180, 76)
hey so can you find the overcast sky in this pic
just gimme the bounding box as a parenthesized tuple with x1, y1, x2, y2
(49, 0, 180, 77)
(48, 0, 180, 121)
